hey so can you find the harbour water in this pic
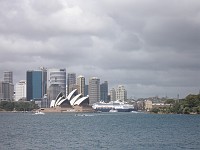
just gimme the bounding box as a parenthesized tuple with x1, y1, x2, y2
(0, 112, 200, 150)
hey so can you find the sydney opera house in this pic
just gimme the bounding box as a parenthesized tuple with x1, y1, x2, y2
(41, 89, 94, 112)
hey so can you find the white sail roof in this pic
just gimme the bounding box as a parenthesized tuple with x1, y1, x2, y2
(73, 96, 89, 106)
(70, 94, 82, 106)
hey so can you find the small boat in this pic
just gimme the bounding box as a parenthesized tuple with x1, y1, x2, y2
(35, 111, 45, 115)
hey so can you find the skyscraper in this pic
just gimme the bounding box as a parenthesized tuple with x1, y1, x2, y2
(116, 85, 127, 101)
(77, 75, 85, 96)
(110, 88, 116, 101)
(67, 73, 76, 95)
(47, 68, 66, 98)
(4, 71, 13, 84)
(89, 77, 100, 104)
(0, 71, 14, 101)
(26, 69, 47, 101)
(15, 80, 26, 101)
(84, 84, 88, 96)
(0, 81, 14, 101)
(100, 81, 108, 102)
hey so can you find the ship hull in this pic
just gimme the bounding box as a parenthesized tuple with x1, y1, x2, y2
(92, 101, 135, 112)
(95, 108, 135, 112)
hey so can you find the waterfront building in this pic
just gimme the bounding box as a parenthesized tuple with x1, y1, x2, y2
(77, 75, 85, 96)
(144, 100, 153, 111)
(116, 85, 127, 102)
(89, 77, 100, 104)
(67, 73, 76, 95)
(0, 81, 14, 101)
(100, 81, 108, 102)
(15, 80, 26, 101)
(26, 69, 47, 101)
(4, 71, 13, 84)
(110, 88, 116, 101)
(47, 68, 66, 97)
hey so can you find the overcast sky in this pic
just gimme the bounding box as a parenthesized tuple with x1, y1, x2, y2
(0, 0, 200, 99)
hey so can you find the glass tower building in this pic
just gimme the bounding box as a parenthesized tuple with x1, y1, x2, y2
(26, 70, 47, 101)
(100, 81, 108, 102)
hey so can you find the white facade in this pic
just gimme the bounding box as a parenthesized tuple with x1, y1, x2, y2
(77, 75, 85, 96)
(116, 85, 127, 102)
(89, 77, 100, 104)
(47, 69, 66, 97)
(15, 80, 26, 101)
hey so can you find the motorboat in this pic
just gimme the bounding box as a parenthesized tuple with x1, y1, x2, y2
(35, 111, 45, 115)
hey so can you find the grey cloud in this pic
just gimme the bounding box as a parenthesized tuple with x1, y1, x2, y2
(0, 0, 200, 98)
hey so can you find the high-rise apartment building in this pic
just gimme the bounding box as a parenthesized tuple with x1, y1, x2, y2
(4, 71, 13, 84)
(26, 69, 47, 101)
(89, 77, 100, 104)
(77, 75, 85, 96)
(0, 71, 14, 101)
(116, 85, 127, 101)
(47, 68, 66, 99)
(110, 88, 116, 101)
(0, 81, 14, 101)
(67, 73, 76, 95)
(100, 81, 108, 102)
(15, 80, 26, 101)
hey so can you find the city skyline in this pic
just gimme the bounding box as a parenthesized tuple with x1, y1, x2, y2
(0, 1, 200, 99)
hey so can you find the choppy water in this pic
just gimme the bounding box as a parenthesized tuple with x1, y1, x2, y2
(0, 112, 200, 150)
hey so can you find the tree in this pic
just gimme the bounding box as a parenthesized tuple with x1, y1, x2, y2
(165, 99, 175, 104)
(183, 107, 190, 114)
(151, 108, 159, 114)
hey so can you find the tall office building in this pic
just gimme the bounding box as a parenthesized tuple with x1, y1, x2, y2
(84, 85, 88, 96)
(89, 77, 100, 104)
(116, 85, 127, 102)
(15, 80, 26, 101)
(26, 69, 47, 101)
(4, 71, 13, 84)
(110, 88, 116, 101)
(77, 75, 85, 96)
(67, 73, 76, 95)
(0, 71, 14, 101)
(47, 68, 66, 99)
(0, 81, 14, 101)
(100, 81, 108, 102)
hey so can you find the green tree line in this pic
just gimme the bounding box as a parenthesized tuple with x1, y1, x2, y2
(0, 101, 39, 111)
(151, 94, 200, 114)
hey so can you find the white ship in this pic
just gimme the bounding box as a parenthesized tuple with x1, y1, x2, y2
(92, 101, 135, 112)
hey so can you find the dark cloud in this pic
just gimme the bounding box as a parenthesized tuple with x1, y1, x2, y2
(0, 0, 200, 98)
